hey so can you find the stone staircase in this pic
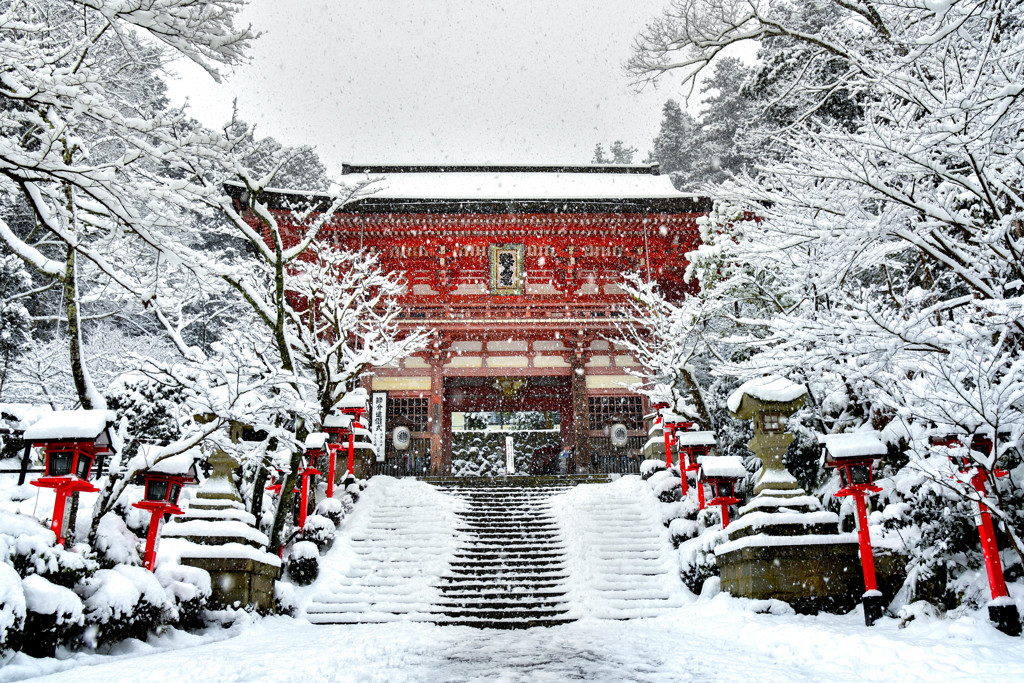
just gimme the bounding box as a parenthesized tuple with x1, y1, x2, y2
(429, 477, 598, 628)
(305, 474, 683, 628)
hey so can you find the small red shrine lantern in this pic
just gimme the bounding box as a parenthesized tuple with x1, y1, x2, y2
(697, 455, 745, 527)
(132, 451, 198, 571)
(323, 389, 370, 495)
(821, 431, 887, 626)
(267, 461, 321, 530)
(930, 432, 1022, 636)
(678, 430, 717, 509)
(24, 410, 118, 545)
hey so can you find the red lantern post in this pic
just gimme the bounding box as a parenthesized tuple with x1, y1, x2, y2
(933, 434, 1022, 636)
(821, 431, 888, 626)
(678, 430, 717, 510)
(132, 452, 198, 571)
(267, 463, 320, 530)
(698, 456, 745, 528)
(23, 411, 117, 546)
(662, 416, 693, 497)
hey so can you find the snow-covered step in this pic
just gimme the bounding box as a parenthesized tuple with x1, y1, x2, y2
(552, 476, 687, 620)
(303, 478, 467, 623)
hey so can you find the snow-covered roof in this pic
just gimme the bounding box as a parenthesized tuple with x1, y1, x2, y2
(698, 455, 747, 479)
(305, 432, 329, 450)
(337, 169, 686, 201)
(675, 431, 717, 447)
(727, 375, 807, 415)
(22, 410, 117, 442)
(819, 431, 887, 460)
(334, 388, 369, 410)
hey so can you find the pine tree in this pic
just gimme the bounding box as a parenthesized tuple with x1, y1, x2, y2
(649, 100, 695, 182)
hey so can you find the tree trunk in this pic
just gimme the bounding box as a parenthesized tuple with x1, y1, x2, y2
(250, 463, 268, 529)
(64, 245, 94, 410)
(681, 367, 713, 429)
(269, 449, 303, 553)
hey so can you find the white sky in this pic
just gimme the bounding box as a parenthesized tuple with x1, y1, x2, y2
(165, 0, 688, 177)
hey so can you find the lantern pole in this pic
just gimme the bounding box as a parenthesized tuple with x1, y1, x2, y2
(143, 510, 163, 571)
(347, 431, 355, 476)
(51, 483, 71, 545)
(662, 420, 673, 469)
(969, 468, 1021, 636)
(326, 444, 338, 498)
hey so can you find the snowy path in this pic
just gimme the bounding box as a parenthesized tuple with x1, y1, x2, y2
(9, 596, 1024, 682)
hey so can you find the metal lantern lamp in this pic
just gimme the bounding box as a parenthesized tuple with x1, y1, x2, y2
(677, 429, 717, 509)
(821, 431, 886, 626)
(23, 410, 118, 545)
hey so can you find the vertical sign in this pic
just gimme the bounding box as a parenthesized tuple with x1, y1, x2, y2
(505, 435, 515, 475)
(372, 392, 387, 462)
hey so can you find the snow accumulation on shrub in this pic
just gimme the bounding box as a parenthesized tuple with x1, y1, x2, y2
(156, 564, 211, 630)
(314, 497, 344, 526)
(79, 565, 173, 648)
(287, 541, 320, 586)
(0, 509, 95, 587)
(302, 514, 336, 551)
(0, 561, 26, 653)
(95, 513, 142, 568)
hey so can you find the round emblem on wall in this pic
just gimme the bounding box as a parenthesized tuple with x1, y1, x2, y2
(393, 426, 411, 451)
(609, 423, 629, 447)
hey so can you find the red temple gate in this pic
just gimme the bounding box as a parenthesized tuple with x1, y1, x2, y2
(232, 164, 709, 475)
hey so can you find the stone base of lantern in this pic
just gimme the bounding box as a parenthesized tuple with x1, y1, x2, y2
(180, 554, 279, 613)
(716, 537, 861, 613)
(162, 449, 280, 614)
(715, 485, 863, 614)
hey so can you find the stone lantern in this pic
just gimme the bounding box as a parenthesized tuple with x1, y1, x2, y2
(715, 375, 861, 614)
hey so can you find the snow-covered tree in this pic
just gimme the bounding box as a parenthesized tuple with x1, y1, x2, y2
(627, 0, 1024, 597)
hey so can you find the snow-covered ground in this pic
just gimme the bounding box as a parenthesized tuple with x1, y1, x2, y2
(4, 593, 1024, 682)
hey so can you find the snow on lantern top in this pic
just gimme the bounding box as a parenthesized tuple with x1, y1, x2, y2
(698, 455, 747, 480)
(727, 375, 807, 419)
(142, 447, 200, 480)
(23, 409, 118, 447)
(304, 432, 329, 451)
(333, 388, 369, 411)
(819, 431, 887, 462)
(675, 431, 717, 447)
(323, 414, 354, 431)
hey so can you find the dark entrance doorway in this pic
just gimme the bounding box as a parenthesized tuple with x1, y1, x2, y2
(444, 376, 573, 477)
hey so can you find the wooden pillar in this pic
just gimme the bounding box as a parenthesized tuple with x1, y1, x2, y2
(428, 345, 448, 475)
(570, 359, 591, 473)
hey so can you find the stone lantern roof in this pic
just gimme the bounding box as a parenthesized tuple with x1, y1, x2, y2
(727, 375, 807, 420)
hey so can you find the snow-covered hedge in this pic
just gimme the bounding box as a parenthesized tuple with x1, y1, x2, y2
(286, 541, 319, 586)
(79, 565, 173, 648)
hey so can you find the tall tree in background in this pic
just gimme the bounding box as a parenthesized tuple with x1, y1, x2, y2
(592, 140, 638, 164)
(648, 99, 694, 182)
